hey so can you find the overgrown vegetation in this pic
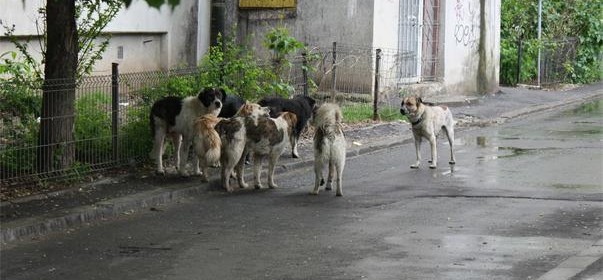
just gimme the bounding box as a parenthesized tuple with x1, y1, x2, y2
(500, 0, 602, 85)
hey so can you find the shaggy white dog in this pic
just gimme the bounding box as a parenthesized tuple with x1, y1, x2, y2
(310, 103, 346, 196)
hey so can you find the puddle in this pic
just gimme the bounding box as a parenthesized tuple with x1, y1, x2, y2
(565, 99, 603, 116)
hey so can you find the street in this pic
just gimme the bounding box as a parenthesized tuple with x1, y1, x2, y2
(1, 100, 602, 280)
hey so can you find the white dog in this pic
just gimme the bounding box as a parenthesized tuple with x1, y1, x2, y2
(214, 102, 270, 192)
(149, 88, 224, 175)
(243, 112, 298, 189)
(310, 103, 346, 196)
(400, 96, 456, 169)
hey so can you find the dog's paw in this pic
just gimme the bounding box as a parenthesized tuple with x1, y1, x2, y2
(291, 152, 300, 159)
(254, 184, 263, 190)
(336, 191, 343, 197)
(429, 164, 437, 169)
(155, 169, 166, 176)
(269, 183, 278, 189)
(201, 176, 209, 183)
(309, 190, 319, 195)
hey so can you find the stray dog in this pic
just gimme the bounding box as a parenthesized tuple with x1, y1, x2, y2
(400, 96, 456, 169)
(215, 102, 270, 192)
(258, 95, 316, 158)
(310, 103, 346, 196)
(149, 87, 224, 175)
(192, 114, 222, 182)
(218, 94, 245, 118)
(243, 112, 298, 189)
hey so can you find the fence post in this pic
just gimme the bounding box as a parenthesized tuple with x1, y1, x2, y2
(373, 49, 381, 121)
(331, 41, 337, 100)
(302, 51, 308, 96)
(111, 63, 119, 161)
(516, 39, 522, 85)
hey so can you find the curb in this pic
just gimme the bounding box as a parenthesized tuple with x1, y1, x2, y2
(2, 91, 601, 244)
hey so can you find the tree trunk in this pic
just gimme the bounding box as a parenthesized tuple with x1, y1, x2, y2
(37, 0, 78, 173)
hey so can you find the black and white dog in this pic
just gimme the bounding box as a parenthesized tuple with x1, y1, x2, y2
(258, 95, 316, 158)
(149, 87, 225, 175)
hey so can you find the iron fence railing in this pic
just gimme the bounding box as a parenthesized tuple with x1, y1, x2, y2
(1, 43, 439, 185)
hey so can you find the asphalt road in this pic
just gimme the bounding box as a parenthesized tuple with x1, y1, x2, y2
(1, 100, 602, 280)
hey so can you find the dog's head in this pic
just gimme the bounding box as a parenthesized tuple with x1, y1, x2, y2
(236, 102, 270, 119)
(400, 96, 423, 116)
(197, 87, 225, 113)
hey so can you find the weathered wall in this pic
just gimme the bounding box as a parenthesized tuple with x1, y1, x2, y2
(0, 0, 211, 74)
(442, 0, 500, 95)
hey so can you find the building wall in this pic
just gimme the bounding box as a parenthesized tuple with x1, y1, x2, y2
(0, 0, 211, 75)
(442, 0, 500, 95)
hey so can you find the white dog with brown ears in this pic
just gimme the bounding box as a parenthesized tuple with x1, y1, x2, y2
(400, 95, 456, 169)
(243, 111, 298, 189)
(310, 103, 346, 196)
(192, 114, 222, 182)
(215, 102, 270, 192)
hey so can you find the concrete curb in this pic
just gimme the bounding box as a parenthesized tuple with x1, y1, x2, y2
(1, 91, 601, 244)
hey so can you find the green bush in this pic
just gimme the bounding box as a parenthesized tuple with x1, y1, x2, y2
(501, 0, 602, 85)
(74, 92, 112, 162)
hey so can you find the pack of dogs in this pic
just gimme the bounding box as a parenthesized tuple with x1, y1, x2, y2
(150, 87, 456, 197)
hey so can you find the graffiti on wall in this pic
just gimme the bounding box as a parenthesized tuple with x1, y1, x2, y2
(454, 0, 479, 49)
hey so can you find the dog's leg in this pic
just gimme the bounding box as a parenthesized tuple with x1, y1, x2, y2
(335, 162, 344, 197)
(178, 135, 190, 176)
(152, 129, 166, 175)
(443, 126, 456, 165)
(236, 150, 248, 189)
(428, 135, 437, 169)
(252, 153, 264, 189)
(192, 154, 201, 176)
(171, 133, 182, 172)
(267, 152, 280, 189)
(221, 164, 232, 192)
(325, 161, 335, 191)
(291, 135, 300, 158)
(310, 157, 324, 195)
(411, 137, 422, 169)
(200, 158, 210, 183)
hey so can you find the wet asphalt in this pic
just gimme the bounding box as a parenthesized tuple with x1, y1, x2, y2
(1, 90, 601, 279)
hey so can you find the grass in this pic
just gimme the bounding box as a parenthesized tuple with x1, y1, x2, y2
(341, 103, 407, 123)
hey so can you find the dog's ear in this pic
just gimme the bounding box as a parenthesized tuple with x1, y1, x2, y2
(218, 88, 227, 102)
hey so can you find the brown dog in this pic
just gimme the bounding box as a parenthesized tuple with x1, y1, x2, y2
(192, 114, 222, 182)
(400, 96, 456, 169)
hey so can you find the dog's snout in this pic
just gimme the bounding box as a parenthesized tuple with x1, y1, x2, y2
(215, 101, 221, 108)
(400, 107, 407, 115)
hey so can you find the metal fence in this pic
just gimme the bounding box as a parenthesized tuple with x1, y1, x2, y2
(1, 43, 437, 186)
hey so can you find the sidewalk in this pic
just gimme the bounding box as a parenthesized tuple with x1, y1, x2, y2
(1, 83, 602, 245)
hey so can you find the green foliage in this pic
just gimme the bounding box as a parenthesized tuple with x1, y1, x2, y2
(74, 92, 112, 162)
(342, 104, 406, 123)
(119, 105, 152, 158)
(501, 0, 602, 85)
(198, 34, 275, 101)
(263, 26, 305, 97)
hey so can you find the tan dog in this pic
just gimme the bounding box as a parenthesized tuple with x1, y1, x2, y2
(400, 96, 456, 169)
(215, 102, 270, 192)
(243, 112, 298, 189)
(310, 103, 346, 196)
(192, 114, 222, 182)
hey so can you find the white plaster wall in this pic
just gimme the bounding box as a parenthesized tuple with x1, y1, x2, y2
(0, 0, 211, 74)
(443, 0, 481, 94)
(372, 0, 399, 51)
